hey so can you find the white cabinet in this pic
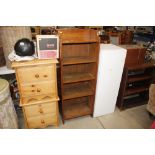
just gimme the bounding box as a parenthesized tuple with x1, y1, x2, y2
(93, 44, 127, 117)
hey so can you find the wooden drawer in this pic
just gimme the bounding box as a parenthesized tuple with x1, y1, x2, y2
(24, 101, 57, 117)
(26, 113, 57, 128)
(17, 65, 56, 83)
(20, 81, 57, 97)
(21, 94, 59, 105)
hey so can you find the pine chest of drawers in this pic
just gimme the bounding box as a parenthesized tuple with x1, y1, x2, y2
(12, 59, 59, 128)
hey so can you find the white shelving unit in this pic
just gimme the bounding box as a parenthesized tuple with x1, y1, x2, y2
(0, 66, 15, 75)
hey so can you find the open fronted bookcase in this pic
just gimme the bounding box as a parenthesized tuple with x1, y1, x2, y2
(58, 28, 100, 123)
(117, 45, 155, 110)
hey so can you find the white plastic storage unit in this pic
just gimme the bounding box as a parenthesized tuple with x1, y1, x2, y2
(93, 44, 127, 117)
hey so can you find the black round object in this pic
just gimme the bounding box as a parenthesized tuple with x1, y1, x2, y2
(14, 38, 35, 56)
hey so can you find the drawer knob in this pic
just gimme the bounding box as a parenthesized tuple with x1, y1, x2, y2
(44, 75, 48, 78)
(38, 104, 42, 107)
(37, 89, 41, 92)
(41, 120, 45, 124)
(31, 85, 35, 87)
(35, 74, 39, 78)
(31, 90, 35, 92)
(39, 109, 44, 114)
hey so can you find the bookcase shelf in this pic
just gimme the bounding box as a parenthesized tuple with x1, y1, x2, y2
(63, 82, 94, 100)
(63, 57, 96, 65)
(63, 97, 92, 120)
(63, 72, 95, 84)
(127, 74, 152, 83)
(123, 95, 148, 109)
(125, 86, 149, 96)
(58, 28, 99, 123)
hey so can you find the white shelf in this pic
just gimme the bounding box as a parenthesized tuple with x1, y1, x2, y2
(0, 66, 15, 75)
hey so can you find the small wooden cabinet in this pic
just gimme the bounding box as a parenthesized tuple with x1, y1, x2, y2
(58, 28, 100, 123)
(12, 59, 59, 128)
(108, 30, 133, 45)
(116, 45, 155, 109)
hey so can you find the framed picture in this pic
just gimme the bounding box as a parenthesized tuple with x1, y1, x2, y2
(36, 35, 59, 59)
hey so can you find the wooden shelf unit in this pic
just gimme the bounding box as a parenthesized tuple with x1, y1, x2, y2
(117, 61, 155, 110)
(116, 45, 155, 110)
(58, 28, 100, 123)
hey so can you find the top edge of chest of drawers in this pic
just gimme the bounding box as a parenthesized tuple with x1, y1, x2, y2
(11, 59, 58, 68)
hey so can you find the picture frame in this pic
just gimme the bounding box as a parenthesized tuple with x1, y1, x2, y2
(36, 35, 59, 59)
